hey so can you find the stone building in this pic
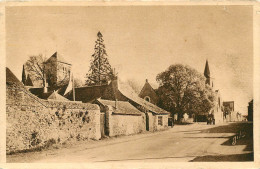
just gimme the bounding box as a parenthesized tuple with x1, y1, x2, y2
(44, 52, 71, 88)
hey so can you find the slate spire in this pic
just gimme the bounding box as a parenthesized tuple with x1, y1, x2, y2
(204, 60, 210, 78)
(22, 64, 26, 85)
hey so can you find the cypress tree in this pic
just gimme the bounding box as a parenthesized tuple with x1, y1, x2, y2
(22, 64, 26, 85)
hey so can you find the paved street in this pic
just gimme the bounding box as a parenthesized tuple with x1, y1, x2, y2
(7, 122, 253, 163)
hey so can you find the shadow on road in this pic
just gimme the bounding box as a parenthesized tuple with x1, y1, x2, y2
(189, 122, 254, 162)
(190, 152, 254, 162)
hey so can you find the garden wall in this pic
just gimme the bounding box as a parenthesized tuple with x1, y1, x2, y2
(6, 87, 101, 154)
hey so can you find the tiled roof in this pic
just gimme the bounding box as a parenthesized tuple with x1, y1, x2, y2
(47, 91, 69, 101)
(97, 99, 142, 115)
(6, 67, 24, 87)
(118, 80, 169, 115)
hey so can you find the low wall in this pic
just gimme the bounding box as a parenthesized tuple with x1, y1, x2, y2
(105, 106, 146, 137)
(6, 87, 101, 154)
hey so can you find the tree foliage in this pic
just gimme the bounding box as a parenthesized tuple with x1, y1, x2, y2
(156, 64, 216, 120)
(85, 32, 114, 86)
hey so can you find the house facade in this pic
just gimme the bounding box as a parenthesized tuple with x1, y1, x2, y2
(223, 101, 235, 122)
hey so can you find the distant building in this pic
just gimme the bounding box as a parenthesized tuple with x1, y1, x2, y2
(248, 99, 253, 121)
(212, 90, 225, 124)
(139, 79, 158, 105)
(223, 101, 235, 121)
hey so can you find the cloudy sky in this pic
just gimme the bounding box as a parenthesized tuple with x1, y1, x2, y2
(6, 6, 253, 114)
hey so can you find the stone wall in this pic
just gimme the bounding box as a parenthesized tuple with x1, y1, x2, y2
(6, 87, 101, 154)
(105, 105, 146, 137)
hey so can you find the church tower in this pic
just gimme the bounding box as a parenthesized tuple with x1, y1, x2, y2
(204, 60, 213, 87)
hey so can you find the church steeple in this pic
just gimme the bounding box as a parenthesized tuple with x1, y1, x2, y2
(204, 60, 210, 78)
(204, 60, 211, 86)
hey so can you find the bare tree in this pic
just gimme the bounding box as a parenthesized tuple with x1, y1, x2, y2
(24, 54, 47, 87)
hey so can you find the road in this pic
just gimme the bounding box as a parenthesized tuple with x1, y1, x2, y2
(7, 122, 253, 163)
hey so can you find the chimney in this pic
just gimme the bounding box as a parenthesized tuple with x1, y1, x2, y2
(115, 99, 118, 109)
(43, 75, 48, 93)
(146, 79, 148, 83)
(43, 86, 48, 93)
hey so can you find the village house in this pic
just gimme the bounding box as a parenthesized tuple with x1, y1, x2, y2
(223, 101, 235, 122)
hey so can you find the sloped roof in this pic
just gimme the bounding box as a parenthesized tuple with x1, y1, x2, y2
(66, 84, 108, 103)
(6, 67, 24, 87)
(47, 91, 69, 101)
(46, 52, 71, 65)
(29, 87, 52, 99)
(118, 80, 169, 115)
(97, 99, 142, 115)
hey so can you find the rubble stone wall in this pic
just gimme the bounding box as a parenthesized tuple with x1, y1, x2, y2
(6, 87, 101, 154)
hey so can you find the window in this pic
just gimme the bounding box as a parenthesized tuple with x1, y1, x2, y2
(158, 116, 163, 126)
(144, 96, 150, 102)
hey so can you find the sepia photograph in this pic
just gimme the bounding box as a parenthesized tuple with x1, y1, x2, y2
(3, 4, 257, 165)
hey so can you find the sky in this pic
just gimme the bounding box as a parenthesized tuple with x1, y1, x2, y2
(6, 6, 253, 114)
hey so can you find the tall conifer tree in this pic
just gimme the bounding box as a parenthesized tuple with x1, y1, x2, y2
(22, 64, 26, 85)
(86, 32, 114, 86)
